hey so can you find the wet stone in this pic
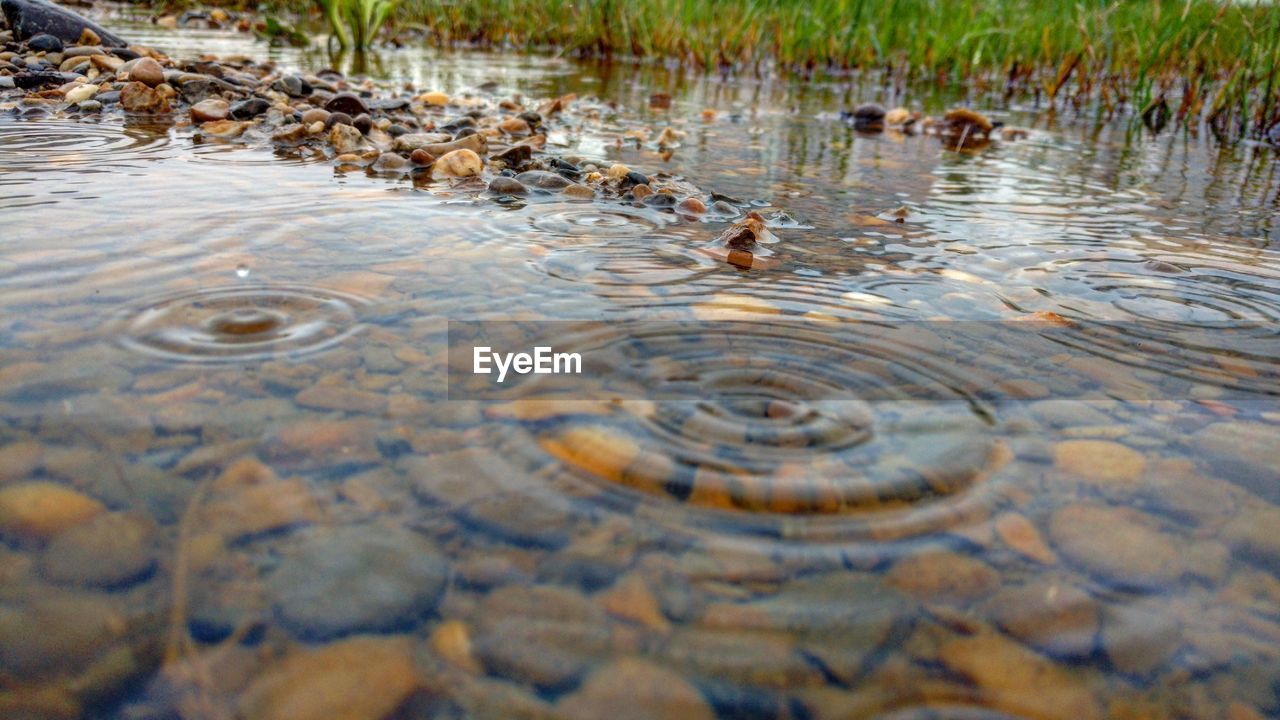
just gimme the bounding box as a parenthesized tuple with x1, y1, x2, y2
(128, 57, 164, 88)
(515, 170, 573, 190)
(557, 658, 715, 720)
(984, 578, 1099, 658)
(473, 585, 610, 690)
(230, 97, 270, 120)
(238, 635, 421, 720)
(488, 176, 528, 195)
(27, 32, 61, 53)
(0, 594, 123, 679)
(0, 481, 105, 542)
(1101, 598, 1182, 675)
(885, 548, 1000, 604)
(1049, 503, 1184, 590)
(462, 493, 571, 548)
(190, 97, 228, 123)
(38, 512, 155, 588)
(324, 91, 368, 116)
(1189, 421, 1280, 503)
(268, 524, 449, 640)
(939, 631, 1103, 720)
(1, 0, 128, 47)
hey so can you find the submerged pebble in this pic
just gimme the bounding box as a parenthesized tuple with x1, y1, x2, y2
(268, 525, 449, 640)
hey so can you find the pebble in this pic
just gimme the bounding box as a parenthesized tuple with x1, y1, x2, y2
(0, 594, 124, 679)
(409, 148, 434, 165)
(391, 132, 452, 152)
(488, 176, 527, 195)
(984, 579, 1099, 658)
(324, 91, 369, 116)
(473, 584, 610, 689)
(0, 440, 43, 483)
(557, 659, 715, 720)
(1054, 439, 1146, 487)
(607, 163, 630, 179)
(1100, 598, 1182, 675)
(127, 57, 164, 87)
(433, 148, 483, 178)
(89, 53, 122, 72)
(325, 110, 353, 127)
(38, 512, 155, 588)
(515, 170, 573, 190)
(885, 106, 913, 125)
(190, 97, 229, 123)
(994, 511, 1058, 564)
(328, 123, 364, 154)
(884, 549, 1000, 603)
(238, 635, 421, 720)
(299, 107, 329, 125)
(429, 619, 482, 672)
(28, 33, 63, 53)
(418, 90, 449, 106)
(61, 82, 96, 103)
(1049, 503, 1184, 589)
(119, 81, 170, 113)
(230, 97, 270, 119)
(675, 196, 706, 214)
(0, 482, 105, 541)
(462, 493, 570, 548)
(199, 119, 249, 137)
(564, 183, 595, 199)
(939, 632, 1102, 720)
(539, 425, 639, 485)
(373, 152, 410, 171)
(498, 117, 531, 135)
(1189, 421, 1280, 502)
(268, 524, 448, 640)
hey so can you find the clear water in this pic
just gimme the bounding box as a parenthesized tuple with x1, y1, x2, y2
(1, 15, 1279, 720)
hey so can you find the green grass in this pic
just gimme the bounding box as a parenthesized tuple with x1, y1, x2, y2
(254, 0, 1280, 140)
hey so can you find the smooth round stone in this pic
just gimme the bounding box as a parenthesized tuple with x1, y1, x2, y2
(230, 97, 270, 120)
(268, 525, 448, 640)
(299, 107, 329, 125)
(557, 659, 715, 720)
(324, 91, 368, 116)
(563, 183, 595, 199)
(128, 57, 164, 87)
(515, 170, 572, 190)
(190, 97, 229, 123)
(1049, 503, 1184, 589)
(488, 176, 527, 195)
(39, 512, 155, 588)
(984, 578, 1099, 658)
(28, 33, 63, 53)
(0, 482, 104, 541)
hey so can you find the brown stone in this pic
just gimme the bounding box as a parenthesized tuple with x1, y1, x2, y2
(128, 57, 165, 87)
(429, 620, 481, 672)
(995, 512, 1058, 564)
(238, 636, 421, 720)
(939, 632, 1102, 720)
(0, 482, 105, 541)
(432, 149, 483, 178)
(602, 575, 670, 632)
(885, 549, 1000, 603)
(985, 579, 1098, 658)
(0, 441, 43, 484)
(557, 658, 714, 720)
(120, 81, 171, 114)
(1054, 440, 1146, 488)
(1049, 503, 1183, 589)
(190, 98, 230, 123)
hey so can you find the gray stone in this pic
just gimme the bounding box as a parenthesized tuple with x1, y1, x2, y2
(269, 524, 449, 640)
(1, 0, 127, 47)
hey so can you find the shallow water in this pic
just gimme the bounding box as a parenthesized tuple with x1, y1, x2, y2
(2, 15, 1280, 720)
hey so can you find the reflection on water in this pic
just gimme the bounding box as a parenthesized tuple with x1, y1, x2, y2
(1, 16, 1280, 720)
